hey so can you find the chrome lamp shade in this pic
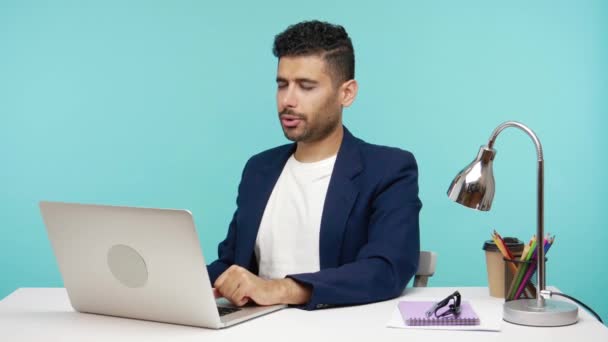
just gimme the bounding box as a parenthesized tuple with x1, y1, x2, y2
(447, 146, 495, 211)
(447, 121, 578, 327)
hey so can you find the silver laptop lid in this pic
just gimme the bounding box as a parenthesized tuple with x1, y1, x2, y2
(40, 201, 223, 328)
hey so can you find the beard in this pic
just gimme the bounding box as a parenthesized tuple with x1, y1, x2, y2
(279, 107, 341, 143)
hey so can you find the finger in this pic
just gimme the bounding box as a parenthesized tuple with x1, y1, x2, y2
(238, 296, 250, 306)
(214, 265, 241, 290)
(212, 287, 222, 299)
(218, 275, 241, 303)
(227, 281, 243, 304)
(214, 267, 233, 289)
(226, 270, 254, 306)
(232, 284, 251, 307)
(217, 282, 236, 302)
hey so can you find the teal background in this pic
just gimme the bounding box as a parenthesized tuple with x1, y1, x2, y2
(1, 0, 606, 322)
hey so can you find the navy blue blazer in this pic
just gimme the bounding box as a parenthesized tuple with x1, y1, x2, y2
(207, 127, 421, 310)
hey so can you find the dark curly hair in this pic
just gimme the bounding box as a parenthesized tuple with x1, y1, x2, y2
(273, 20, 355, 85)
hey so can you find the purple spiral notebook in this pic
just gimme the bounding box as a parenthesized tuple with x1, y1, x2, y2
(398, 301, 480, 326)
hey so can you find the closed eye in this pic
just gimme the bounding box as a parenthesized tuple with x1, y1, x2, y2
(299, 81, 317, 91)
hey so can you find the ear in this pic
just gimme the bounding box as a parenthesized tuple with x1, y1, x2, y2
(339, 79, 358, 108)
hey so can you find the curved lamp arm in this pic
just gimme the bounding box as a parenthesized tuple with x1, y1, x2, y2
(486, 121, 546, 307)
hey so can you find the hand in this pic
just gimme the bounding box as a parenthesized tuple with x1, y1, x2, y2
(213, 265, 283, 306)
(214, 265, 312, 306)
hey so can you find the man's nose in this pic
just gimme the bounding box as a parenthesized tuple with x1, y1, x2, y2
(281, 86, 297, 108)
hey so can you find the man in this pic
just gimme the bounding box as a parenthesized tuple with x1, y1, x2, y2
(207, 20, 421, 310)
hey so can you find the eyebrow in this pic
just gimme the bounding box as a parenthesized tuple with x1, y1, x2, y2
(276, 77, 319, 84)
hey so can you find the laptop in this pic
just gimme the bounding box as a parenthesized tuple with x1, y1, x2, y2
(39, 201, 286, 329)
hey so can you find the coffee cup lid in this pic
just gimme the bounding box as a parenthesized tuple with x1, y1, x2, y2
(482, 237, 524, 253)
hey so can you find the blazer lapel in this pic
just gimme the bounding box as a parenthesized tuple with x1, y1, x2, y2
(319, 127, 362, 268)
(236, 127, 363, 270)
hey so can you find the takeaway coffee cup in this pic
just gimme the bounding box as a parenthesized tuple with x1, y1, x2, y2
(482, 237, 524, 298)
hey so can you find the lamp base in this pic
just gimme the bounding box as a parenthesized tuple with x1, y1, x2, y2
(503, 298, 578, 326)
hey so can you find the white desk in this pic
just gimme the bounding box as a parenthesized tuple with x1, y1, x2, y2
(1, 287, 606, 342)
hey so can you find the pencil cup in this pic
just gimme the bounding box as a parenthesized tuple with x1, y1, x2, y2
(482, 238, 524, 298)
(503, 257, 548, 301)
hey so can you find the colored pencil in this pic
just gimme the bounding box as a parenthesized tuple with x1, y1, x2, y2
(507, 235, 537, 300)
(493, 230, 535, 298)
(514, 236, 554, 299)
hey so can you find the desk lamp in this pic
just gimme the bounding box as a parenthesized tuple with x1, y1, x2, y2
(446, 121, 578, 326)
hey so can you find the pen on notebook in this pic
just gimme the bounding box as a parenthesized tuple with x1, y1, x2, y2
(425, 302, 439, 318)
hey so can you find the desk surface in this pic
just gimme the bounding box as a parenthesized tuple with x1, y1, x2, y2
(1, 287, 606, 342)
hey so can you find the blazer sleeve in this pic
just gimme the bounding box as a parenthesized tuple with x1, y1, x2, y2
(287, 152, 421, 310)
(206, 158, 252, 284)
(206, 211, 238, 284)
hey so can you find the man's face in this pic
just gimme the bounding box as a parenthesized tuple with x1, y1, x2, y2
(276, 55, 343, 143)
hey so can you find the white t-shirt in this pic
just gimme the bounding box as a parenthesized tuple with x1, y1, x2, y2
(254, 154, 336, 279)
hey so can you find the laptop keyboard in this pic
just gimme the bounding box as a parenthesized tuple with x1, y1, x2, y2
(217, 306, 242, 316)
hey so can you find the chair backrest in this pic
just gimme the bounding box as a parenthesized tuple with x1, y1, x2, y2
(414, 251, 437, 287)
